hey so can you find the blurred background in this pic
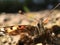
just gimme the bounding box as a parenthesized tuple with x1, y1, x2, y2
(0, 0, 60, 27)
(0, 0, 60, 13)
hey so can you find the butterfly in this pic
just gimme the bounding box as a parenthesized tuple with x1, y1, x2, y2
(0, 3, 60, 45)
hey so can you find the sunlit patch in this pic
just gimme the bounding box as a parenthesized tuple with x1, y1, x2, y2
(36, 43, 42, 45)
(6, 28, 13, 33)
(12, 26, 18, 30)
(51, 32, 55, 37)
(0, 28, 5, 31)
(57, 34, 60, 37)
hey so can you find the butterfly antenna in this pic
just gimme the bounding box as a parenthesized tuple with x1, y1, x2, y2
(37, 3, 60, 35)
(47, 3, 60, 17)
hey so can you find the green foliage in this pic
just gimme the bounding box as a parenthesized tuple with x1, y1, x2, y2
(23, 5, 30, 12)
